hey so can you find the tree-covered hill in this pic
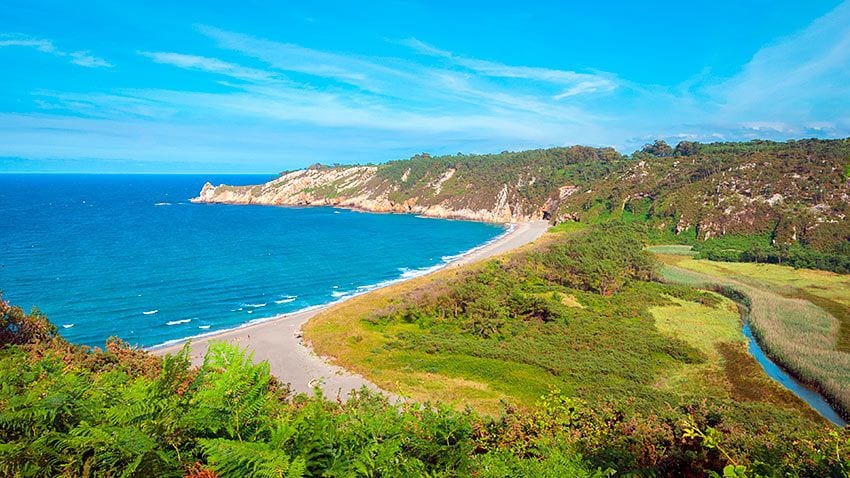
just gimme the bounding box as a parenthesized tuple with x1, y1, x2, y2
(197, 138, 850, 265)
(194, 146, 625, 222)
(554, 138, 850, 252)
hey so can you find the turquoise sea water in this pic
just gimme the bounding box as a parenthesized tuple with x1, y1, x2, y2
(0, 174, 505, 348)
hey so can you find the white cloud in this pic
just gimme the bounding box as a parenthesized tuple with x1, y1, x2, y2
(139, 51, 276, 81)
(401, 37, 618, 98)
(70, 51, 113, 68)
(6, 4, 850, 171)
(711, 1, 850, 124)
(0, 37, 57, 53)
(196, 25, 378, 87)
(0, 33, 112, 68)
(131, 27, 608, 139)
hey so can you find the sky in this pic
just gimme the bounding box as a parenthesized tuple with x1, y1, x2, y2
(1, 1, 849, 173)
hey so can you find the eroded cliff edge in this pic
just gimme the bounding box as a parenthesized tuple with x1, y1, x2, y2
(192, 140, 850, 246)
(190, 152, 589, 223)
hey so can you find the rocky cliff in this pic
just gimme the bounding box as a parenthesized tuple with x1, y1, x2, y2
(192, 147, 622, 223)
(193, 167, 533, 223)
(192, 139, 850, 248)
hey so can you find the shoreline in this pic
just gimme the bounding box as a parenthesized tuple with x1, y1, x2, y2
(147, 220, 515, 351)
(192, 194, 540, 225)
(150, 220, 550, 397)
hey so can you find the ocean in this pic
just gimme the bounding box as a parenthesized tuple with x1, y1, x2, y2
(0, 174, 505, 348)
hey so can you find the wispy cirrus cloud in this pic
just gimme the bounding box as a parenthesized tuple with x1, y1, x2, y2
(196, 25, 376, 86)
(709, 1, 850, 133)
(138, 51, 277, 81)
(98, 25, 609, 144)
(69, 50, 113, 68)
(190, 25, 609, 126)
(4, 2, 849, 171)
(0, 33, 112, 67)
(400, 37, 618, 100)
(0, 36, 58, 53)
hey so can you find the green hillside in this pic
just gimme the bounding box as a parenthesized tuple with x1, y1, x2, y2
(552, 139, 850, 261)
(369, 146, 623, 213)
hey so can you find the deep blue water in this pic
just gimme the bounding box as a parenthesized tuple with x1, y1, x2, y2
(0, 174, 505, 348)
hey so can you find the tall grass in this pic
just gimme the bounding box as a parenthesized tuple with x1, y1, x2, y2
(657, 263, 850, 419)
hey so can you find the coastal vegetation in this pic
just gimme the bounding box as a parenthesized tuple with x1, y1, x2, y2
(305, 223, 850, 475)
(554, 139, 850, 272)
(374, 147, 623, 213)
(4, 137, 850, 475)
(1, 248, 846, 471)
(1, 297, 609, 477)
(691, 234, 850, 273)
(201, 138, 850, 271)
(653, 250, 850, 419)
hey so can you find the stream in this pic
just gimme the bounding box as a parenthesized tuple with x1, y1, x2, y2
(741, 322, 847, 427)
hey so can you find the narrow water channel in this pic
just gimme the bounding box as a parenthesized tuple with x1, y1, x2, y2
(741, 322, 847, 427)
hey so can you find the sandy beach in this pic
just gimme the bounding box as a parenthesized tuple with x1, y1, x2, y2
(151, 220, 550, 398)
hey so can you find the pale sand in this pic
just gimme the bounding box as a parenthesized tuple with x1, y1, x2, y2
(151, 220, 550, 398)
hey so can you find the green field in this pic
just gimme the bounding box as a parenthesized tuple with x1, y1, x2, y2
(302, 225, 850, 473)
(655, 252, 850, 418)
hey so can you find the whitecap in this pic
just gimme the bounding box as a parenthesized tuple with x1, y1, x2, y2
(154, 202, 172, 206)
(441, 252, 465, 262)
(62, 324, 74, 329)
(247, 310, 254, 314)
(143, 310, 158, 315)
(198, 325, 211, 330)
(331, 290, 351, 298)
(274, 296, 297, 304)
(166, 319, 191, 326)
(242, 303, 267, 308)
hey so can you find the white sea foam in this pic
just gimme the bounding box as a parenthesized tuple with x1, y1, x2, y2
(274, 296, 297, 304)
(154, 202, 172, 206)
(143, 310, 158, 315)
(166, 319, 191, 326)
(198, 325, 211, 330)
(243, 303, 267, 308)
(62, 324, 74, 329)
(148, 223, 514, 351)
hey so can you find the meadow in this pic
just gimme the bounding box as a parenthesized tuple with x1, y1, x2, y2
(653, 251, 850, 419)
(305, 224, 849, 473)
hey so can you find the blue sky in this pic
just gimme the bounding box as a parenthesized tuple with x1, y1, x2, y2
(1, 1, 848, 173)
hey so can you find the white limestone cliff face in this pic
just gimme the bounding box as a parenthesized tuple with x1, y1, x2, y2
(191, 166, 544, 223)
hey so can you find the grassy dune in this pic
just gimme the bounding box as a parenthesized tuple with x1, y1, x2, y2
(656, 254, 850, 419)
